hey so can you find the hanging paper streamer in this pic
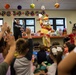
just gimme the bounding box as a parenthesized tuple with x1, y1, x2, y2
(25, 11, 30, 16)
(2, 11, 6, 16)
(35, 11, 39, 16)
(12, 11, 16, 16)
(0, 10, 46, 16)
(17, 11, 21, 16)
(7, 11, 11, 16)
(30, 11, 35, 16)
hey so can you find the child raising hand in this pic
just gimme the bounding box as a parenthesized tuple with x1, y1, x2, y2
(11, 27, 33, 75)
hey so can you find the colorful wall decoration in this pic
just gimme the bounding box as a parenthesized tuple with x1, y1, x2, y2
(0, 10, 46, 16)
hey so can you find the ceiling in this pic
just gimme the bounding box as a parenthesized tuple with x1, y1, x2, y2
(0, 0, 76, 10)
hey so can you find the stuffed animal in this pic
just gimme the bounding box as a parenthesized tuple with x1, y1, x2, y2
(38, 14, 54, 47)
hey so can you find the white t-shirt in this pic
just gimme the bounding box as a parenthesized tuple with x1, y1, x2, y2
(47, 63, 57, 75)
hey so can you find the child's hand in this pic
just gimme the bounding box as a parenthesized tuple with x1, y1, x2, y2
(6, 34, 15, 46)
(1, 22, 8, 32)
(42, 62, 47, 67)
(25, 28, 32, 38)
(26, 28, 31, 35)
(7, 26, 11, 33)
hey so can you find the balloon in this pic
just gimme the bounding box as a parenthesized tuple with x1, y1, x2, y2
(30, 3, 35, 9)
(5, 4, 10, 9)
(54, 3, 60, 8)
(41, 5, 45, 10)
(17, 5, 22, 10)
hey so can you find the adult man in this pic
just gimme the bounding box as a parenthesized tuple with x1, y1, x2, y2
(13, 19, 22, 40)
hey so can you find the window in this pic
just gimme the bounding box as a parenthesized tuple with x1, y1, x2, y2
(14, 18, 35, 33)
(49, 18, 65, 30)
(26, 19, 34, 25)
(0, 18, 3, 31)
(0, 18, 3, 26)
(25, 18, 35, 33)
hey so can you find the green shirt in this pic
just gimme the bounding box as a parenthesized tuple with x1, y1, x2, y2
(0, 62, 9, 75)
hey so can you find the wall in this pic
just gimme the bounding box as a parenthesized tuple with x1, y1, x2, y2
(0, 10, 76, 34)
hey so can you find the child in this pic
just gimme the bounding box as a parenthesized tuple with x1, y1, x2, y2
(12, 28, 33, 75)
(0, 22, 15, 75)
(63, 42, 75, 57)
(37, 44, 47, 64)
(0, 29, 16, 75)
(42, 45, 63, 75)
(0, 38, 10, 75)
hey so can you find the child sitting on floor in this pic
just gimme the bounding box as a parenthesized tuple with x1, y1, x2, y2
(42, 45, 63, 75)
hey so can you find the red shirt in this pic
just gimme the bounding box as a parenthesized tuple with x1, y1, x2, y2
(68, 33, 76, 44)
